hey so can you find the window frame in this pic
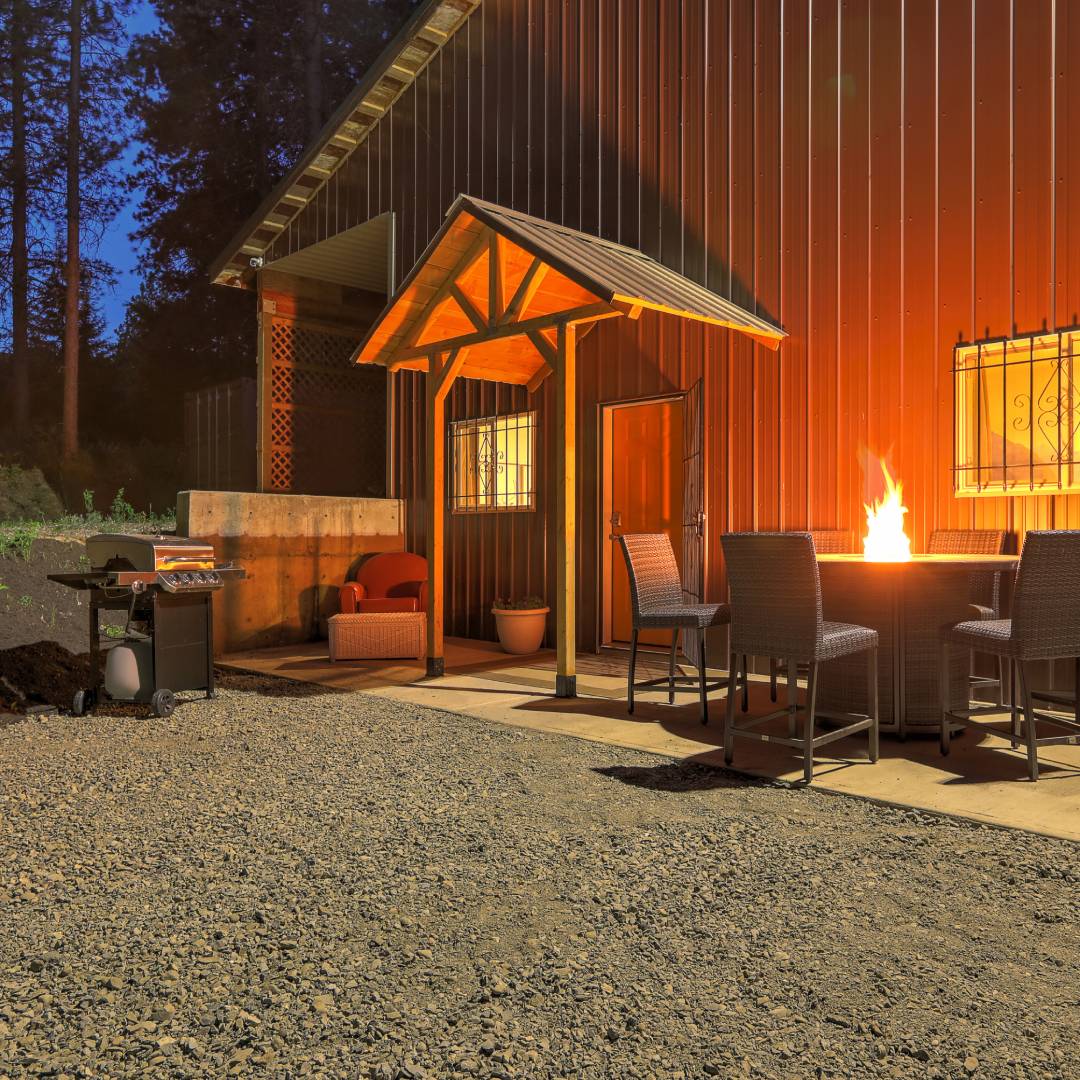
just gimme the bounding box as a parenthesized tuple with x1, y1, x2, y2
(448, 409, 537, 514)
(953, 328, 1080, 497)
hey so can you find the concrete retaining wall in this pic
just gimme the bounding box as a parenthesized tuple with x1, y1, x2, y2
(177, 491, 405, 655)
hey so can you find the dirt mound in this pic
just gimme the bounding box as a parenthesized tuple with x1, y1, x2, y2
(0, 640, 91, 715)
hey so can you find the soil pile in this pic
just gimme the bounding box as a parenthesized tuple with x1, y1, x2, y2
(0, 538, 100, 655)
(0, 641, 91, 715)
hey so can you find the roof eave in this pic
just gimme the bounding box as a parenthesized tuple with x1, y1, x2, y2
(209, 0, 478, 289)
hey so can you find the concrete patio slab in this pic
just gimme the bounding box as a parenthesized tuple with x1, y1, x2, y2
(219, 639, 1080, 842)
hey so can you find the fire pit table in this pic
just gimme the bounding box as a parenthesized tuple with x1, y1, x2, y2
(815, 554, 1019, 737)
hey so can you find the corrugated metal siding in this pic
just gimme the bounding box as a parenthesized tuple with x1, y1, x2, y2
(270, 0, 1080, 648)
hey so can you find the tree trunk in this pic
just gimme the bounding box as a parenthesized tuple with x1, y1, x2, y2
(304, 0, 322, 141)
(63, 0, 82, 458)
(11, 0, 30, 435)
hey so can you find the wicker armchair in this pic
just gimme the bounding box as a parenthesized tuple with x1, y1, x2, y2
(721, 532, 879, 784)
(927, 529, 1008, 704)
(940, 530, 1080, 781)
(616, 533, 743, 725)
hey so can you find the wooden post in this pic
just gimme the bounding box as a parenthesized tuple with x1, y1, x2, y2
(426, 350, 446, 676)
(425, 348, 467, 677)
(554, 321, 577, 697)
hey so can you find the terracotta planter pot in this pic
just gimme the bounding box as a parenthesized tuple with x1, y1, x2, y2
(492, 606, 549, 654)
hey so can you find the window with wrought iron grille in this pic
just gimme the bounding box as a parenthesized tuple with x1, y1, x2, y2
(954, 328, 1080, 495)
(450, 411, 536, 512)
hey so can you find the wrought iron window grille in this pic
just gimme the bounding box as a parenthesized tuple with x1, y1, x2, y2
(953, 328, 1080, 495)
(449, 410, 536, 512)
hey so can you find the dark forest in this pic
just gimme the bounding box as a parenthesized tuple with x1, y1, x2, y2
(0, 0, 414, 511)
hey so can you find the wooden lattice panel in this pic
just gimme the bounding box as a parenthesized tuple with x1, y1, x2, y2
(266, 317, 386, 496)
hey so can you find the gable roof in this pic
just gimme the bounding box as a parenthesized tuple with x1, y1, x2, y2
(461, 199, 786, 349)
(353, 195, 785, 387)
(209, 0, 479, 289)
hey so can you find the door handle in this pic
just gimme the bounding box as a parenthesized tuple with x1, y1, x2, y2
(609, 510, 622, 540)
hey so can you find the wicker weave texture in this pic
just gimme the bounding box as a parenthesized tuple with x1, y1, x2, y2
(928, 528, 1007, 617)
(329, 612, 426, 660)
(926, 529, 1006, 555)
(721, 533, 823, 660)
(617, 533, 730, 630)
(948, 530, 1080, 661)
(810, 529, 852, 554)
(820, 564, 973, 729)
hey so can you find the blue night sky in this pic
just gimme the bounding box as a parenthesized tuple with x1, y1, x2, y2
(97, 1, 159, 336)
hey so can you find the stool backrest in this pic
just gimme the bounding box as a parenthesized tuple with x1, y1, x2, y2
(617, 533, 683, 619)
(1012, 530, 1080, 657)
(721, 532, 823, 660)
(928, 529, 1007, 615)
(810, 529, 851, 554)
(927, 529, 1006, 555)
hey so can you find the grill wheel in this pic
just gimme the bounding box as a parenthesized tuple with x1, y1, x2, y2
(151, 689, 177, 719)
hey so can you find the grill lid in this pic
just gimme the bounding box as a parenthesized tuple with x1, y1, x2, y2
(86, 534, 217, 573)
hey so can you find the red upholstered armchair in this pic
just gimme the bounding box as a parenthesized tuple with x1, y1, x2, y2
(339, 552, 428, 614)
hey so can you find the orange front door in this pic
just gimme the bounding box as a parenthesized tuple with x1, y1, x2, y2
(608, 399, 685, 646)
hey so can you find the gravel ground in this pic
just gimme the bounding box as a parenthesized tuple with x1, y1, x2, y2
(0, 674, 1076, 1080)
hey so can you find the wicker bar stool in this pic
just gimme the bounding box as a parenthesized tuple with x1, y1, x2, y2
(940, 530, 1080, 781)
(721, 532, 880, 785)
(616, 533, 744, 725)
(769, 529, 852, 702)
(928, 528, 1008, 704)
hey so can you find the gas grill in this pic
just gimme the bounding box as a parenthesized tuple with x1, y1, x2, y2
(48, 534, 245, 717)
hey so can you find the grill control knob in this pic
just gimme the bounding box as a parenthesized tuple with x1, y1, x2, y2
(179, 572, 192, 585)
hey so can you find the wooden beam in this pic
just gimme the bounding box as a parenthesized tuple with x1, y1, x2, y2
(554, 321, 576, 698)
(432, 346, 467, 401)
(526, 328, 557, 367)
(375, 228, 489, 366)
(387, 356, 427, 373)
(424, 344, 467, 678)
(448, 283, 487, 334)
(488, 232, 503, 325)
(526, 363, 553, 394)
(499, 257, 548, 325)
(390, 302, 614, 362)
(425, 350, 446, 677)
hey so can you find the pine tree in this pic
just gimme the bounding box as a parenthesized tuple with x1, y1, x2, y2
(0, 0, 131, 447)
(118, 0, 415, 443)
(0, 0, 62, 436)
(62, 0, 80, 457)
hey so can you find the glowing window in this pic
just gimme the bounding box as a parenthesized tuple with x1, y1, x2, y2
(450, 411, 536, 512)
(954, 329, 1080, 495)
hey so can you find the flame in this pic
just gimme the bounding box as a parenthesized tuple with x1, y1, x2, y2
(863, 461, 912, 562)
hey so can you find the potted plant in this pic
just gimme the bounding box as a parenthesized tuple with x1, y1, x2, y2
(492, 595, 549, 654)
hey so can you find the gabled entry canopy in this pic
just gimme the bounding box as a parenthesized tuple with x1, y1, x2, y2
(357, 195, 786, 701)
(353, 195, 785, 390)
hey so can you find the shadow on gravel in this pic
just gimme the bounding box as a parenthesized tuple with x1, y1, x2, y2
(215, 670, 349, 699)
(594, 760, 770, 793)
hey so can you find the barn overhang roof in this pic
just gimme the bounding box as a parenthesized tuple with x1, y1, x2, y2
(208, 0, 479, 290)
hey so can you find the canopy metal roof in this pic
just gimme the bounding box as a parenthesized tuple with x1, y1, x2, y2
(352, 195, 785, 388)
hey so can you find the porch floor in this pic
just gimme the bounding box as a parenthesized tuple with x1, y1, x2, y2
(219, 639, 1080, 842)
